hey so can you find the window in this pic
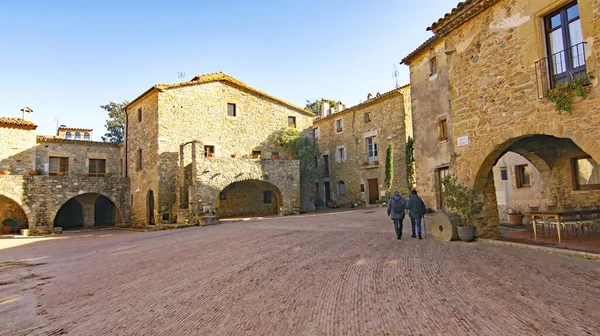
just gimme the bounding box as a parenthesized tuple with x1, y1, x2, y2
(271, 151, 279, 159)
(263, 190, 272, 203)
(137, 108, 142, 122)
(89, 159, 106, 177)
(313, 128, 319, 140)
(430, 57, 437, 76)
(500, 168, 508, 181)
(227, 103, 236, 117)
(252, 150, 261, 158)
(84, 133, 90, 141)
(545, 2, 585, 87)
(315, 183, 320, 194)
(75, 132, 81, 140)
(136, 148, 143, 170)
(439, 119, 448, 141)
(335, 119, 343, 133)
(65, 132, 72, 140)
(337, 147, 345, 162)
(288, 116, 296, 128)
(364, 113, 371, 122)
(314, 156, 319, 168)
(337, 181, 345, 196)
(204, 145, 215, 157)
(49, 156, 69, 176)
(572, 157, 600, 190)
(322, 155, 329, 176)
(220, 191, 227, 200)
(516, 164, 531, 188)
(366, 137, 378, 164)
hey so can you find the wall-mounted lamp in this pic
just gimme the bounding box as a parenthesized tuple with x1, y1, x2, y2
(203, 167, 211, 174)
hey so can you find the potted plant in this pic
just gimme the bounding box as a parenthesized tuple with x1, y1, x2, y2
(372, 160, 379, 165)
(207, 153, 215, 158)
(0, 169, 9, 175)
(2, 224, 11, 234)
(361, 161, 368, 167)
(82, 173, 90, 177)
(441, 174, 482, 242)
(506, 207, 524, 226)
(104, 172, 112, 178)
(230, 154, 236, 158)
(252, 154, 261, 159)
(271, 155, 280, 160)
(28, 170, 38, 176)
(57, 171, 65, 176)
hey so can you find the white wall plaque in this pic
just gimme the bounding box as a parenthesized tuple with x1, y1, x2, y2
(457, 136, 469, 147)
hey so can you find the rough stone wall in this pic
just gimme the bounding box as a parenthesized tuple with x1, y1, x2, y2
(409, 38, 453, 210)
(0, 194, 28, 231)
(312, 91, 408, 205)
(399, 85, 413, 140)
(217, 180, 281, 217)
(126, 91, 159, 226)
(35, 139, 121, 177)
(435, 0, 600, 236)
(194, 156, 300, 217)
(155, 81, 312, 218)
(0, 126, 37, 174)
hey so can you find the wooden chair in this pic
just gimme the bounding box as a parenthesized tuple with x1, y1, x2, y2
(544, 204, 560, 239)
(529, 204, 546, 239)
(578, 205, 596, 237)
(560, 204, 580, 239)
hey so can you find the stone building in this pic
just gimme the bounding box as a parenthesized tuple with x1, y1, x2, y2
(403, 0, 600, 237)
(0, 108, 129, 234)
(125, 72, 314, 226)
(56, 126, 94, 141)
(311, 86, 410, 206)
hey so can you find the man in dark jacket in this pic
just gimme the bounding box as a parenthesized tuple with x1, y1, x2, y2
(387, 190, 406, 240)
(407, 189, 427, 239)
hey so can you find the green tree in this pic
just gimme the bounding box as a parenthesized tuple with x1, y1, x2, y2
(275, 128, 321, 180)
(101, 101, 128, 142)
(384, 143, 394, 193)
(305, 99, 346, 116)
(405, 136, 415, 190)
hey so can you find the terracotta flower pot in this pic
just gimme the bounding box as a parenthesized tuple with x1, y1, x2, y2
(104, 173, 112, 178)
(82, 173, 90, 177)
(57, 172, 65, 176)
(252, 155, 260, 159)
(361, 162, 368, 166)
(508, 214, 524, 226)
(271, 155, 280, 160)
(457, 226, 476, 242)
(230, 154, 236, 158)
(372, 161, 379, 165)
(28, 171, 37, 176)
(0, 170, 10, 175)
(207, 153, 214, 158)
(2, 225, 11, 234)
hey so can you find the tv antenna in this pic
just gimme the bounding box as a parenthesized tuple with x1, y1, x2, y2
(177, 71, 186, 80)
(392, 65, 399, 88)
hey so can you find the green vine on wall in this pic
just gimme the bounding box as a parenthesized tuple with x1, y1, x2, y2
(384, 143, 393, 194)
(405, 136, 415, 190)
(275, 128, 321, 180)
(547, 73, 594, 114)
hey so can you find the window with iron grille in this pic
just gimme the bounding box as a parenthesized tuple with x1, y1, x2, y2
(337, 181, 345, 196)
(49, 157, 69, 176)
(89, 159, 106, 177)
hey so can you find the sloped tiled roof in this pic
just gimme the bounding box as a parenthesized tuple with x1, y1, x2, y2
(57, 127, 93, 132)
(427, 0, 500, 35)
(313, 84, 410, 124)
(37, 136, 121, 146)
(0, 117, 37, 129)
(127, 72, 314, 116)
(401, 35, 440, 65)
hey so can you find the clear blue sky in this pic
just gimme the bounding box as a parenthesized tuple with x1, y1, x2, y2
(1, 0, 457, 140)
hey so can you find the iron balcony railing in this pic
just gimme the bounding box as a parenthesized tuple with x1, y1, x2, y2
(535, 41, 587, 99)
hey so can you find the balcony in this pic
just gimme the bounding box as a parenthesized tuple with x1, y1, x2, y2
(361, 160, 379, 169)
(535, 42, 587, 98)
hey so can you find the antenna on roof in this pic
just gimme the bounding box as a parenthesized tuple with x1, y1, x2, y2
(392, 65, 399, 89)
(177, 72, 186, 80)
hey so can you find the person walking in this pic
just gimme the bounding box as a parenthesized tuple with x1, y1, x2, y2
(407, 189, 427, 239)
(387, 190, 406, 240)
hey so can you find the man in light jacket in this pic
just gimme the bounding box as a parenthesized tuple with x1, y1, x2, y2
(407, 189, 427, 239)
(387, 190, 406, 240)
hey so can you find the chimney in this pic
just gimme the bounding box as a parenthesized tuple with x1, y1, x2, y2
(336, 102, 343, 112)
(367, 93, 373, 100)
(321, 100, 329, 116)
(21, 107, 33, 121)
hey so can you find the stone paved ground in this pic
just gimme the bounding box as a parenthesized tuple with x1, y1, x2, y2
(1, 208, 599, 336)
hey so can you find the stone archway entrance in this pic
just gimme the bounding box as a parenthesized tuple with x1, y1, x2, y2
(216, 180, 283, 218)
(472, 134, 599, 236)
(54, 193, 122, 230)
(0, 195, 28, 234)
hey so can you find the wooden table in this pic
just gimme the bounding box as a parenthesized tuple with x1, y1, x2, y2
(531, 209, 600, 243)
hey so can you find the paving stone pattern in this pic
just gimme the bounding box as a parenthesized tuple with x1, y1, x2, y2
(1, 209, 599, 335)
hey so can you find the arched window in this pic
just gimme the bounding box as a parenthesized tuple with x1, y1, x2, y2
(337, 181, 345, 196)
(84, 133, 90, 140)
(75, 132, 81, 140)
(65, 132, 72, 139)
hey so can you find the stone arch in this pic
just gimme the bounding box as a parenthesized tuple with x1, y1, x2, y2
(0, 194, 29, 233)
(215, 179, 283, 218)
(470, 132, 600, 237)
(51, 192, 124, 229)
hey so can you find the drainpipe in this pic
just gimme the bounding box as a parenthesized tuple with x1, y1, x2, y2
(125, 109, 128, 178)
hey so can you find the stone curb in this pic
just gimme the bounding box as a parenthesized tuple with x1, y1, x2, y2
(480, 239, 600, 260)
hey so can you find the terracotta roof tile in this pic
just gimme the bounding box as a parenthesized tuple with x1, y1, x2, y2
(57, 127, 93, 132)
(401, 35, 440, 65)
(36, 136, 121, 146)
(427, 0, 499, 35)
(127, 72, 314, 116)
(0, 117, 37, 129)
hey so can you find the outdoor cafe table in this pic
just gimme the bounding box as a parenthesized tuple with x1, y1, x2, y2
(530, 209, 600, 243)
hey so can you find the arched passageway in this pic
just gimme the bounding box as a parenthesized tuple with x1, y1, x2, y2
(54, 193, 122, 230)
(216, 180, 282, 218)
(0, 195, 28, 234)
(473, 135, 600, 236)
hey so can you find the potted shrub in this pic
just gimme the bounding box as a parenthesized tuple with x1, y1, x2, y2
(441, 174, 482, 242)
(0, 169, 10, 175)
(372, 160, 379, 165)
(252, 154, 261, 159)
(361, 161, 368, 167)
(507, 207, 524, 226)
(207, 153, 215, 158)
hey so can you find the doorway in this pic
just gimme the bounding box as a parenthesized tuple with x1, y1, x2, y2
(323, 182, 331, 205)
(437, 167, 449, 209)
(147, 190, 155, 225)
(368, 178, 379, 204)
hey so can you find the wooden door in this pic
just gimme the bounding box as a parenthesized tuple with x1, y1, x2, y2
(437, 168, 449, 208)
(368, 179, 379, 204)
(147, 190, 155, 225)
(324, 182, 331, 205)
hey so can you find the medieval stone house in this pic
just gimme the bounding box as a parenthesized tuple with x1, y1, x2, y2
(0, 108, 129, 234)
(125, 72, 314, 226)
(402, 0, 600, 237)
(311, 86, 411, 206)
